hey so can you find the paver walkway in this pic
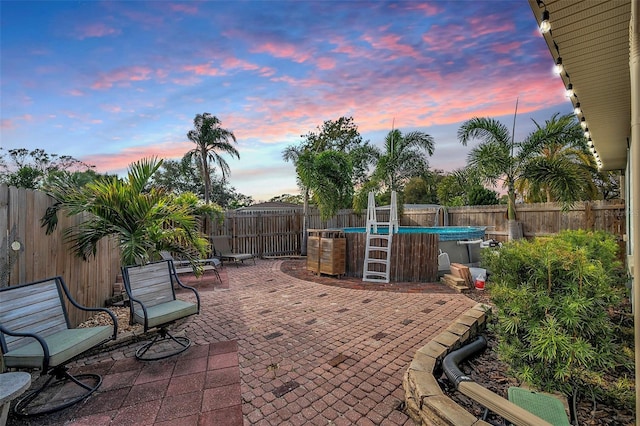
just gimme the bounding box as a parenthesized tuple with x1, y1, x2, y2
(6, 259, 475, 425)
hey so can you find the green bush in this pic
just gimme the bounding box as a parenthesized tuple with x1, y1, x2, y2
(482, 230, 633, 409)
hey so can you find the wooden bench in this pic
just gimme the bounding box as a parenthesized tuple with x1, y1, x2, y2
(122, 260, 200, 361)
(0, 276, 117, 417)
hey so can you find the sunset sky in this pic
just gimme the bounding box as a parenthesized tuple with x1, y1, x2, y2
(0, 1, 571, 202)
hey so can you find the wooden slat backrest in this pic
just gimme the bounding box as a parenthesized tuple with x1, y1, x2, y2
(0, 278, 69, 353)
(124, 261, 176, 308)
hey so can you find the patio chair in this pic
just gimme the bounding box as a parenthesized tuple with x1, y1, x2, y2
(0, 276, 118, 417)
(159, 250, 222, 284)
(211, 235, 256, 267)
(121, 260, 200, 361)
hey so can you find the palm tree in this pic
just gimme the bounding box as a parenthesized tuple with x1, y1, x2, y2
(370, 129, 435, 194)
(458, 117, 522, 222)
(185, 113, 239, 204)
(517, 113, 597, 207)
(42, 157, 209, 267)
(459, 112, 595, 238)
(283, 117, 369, 255)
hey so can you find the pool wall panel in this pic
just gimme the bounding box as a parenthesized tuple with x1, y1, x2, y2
(344, 233, 439, 282)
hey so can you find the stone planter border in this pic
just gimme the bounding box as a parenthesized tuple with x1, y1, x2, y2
(403, 302, 492, 426)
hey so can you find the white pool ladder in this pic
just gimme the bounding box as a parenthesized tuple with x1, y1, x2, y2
(363, 191, 398, 283)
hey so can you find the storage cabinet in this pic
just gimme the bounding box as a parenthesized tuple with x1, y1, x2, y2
(306, 229, 346, 277)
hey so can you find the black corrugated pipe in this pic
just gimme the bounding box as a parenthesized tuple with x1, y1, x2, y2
(442, 335, 488, 389)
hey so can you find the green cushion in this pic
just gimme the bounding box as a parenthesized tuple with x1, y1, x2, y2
(3, 326, 114, 370)
(508, 387, 571, 426)
(133, 300, 198, 329)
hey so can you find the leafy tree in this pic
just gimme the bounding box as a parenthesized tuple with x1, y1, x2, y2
(403, 177, 432, 204)
(592, 170, 621, 200)
(467, 186, 499, 205)
(436, 168, 482, 206)
(299, 116, 376, 187)
(0, 148, 93, 189)
(41, 157, 209, 267)
(151, 157, 204, 196)
(152, 157, 252, 209)
(283, 116, 371, 254)
(185, 113, 240, 204)
(269, 194, 303, 204)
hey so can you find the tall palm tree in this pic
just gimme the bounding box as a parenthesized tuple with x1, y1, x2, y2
(185, 113, 239, 204)
(518, 113, 597, 207)
(372, 129, 435, 193)
(42, 157, 209, 266)
(458, 112, 596, 225)
(458, 117, 523, 222)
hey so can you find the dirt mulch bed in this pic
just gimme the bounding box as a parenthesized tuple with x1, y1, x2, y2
(442, 290, 635, 426)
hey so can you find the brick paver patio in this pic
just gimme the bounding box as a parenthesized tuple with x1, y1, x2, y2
(5, 259, 475, 425)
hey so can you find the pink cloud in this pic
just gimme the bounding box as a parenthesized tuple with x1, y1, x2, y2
(169, 3, 198, 14)
(100, 104, 122, 113)
(83, 141, 192, 172)
(361, 33, 418, 59)
(491, 41, 522, 55)
(75, 23, 120, 40)
(91, 66, 154, 89)
(183, 63, 224, 77)
(252, 42, 311, 63)
(68, 89, 85, 97)
(1, 119, 15, 129)
(467, 15, 515, 37)
(316, 57, 336, 70)
(407, 3, 442, 15)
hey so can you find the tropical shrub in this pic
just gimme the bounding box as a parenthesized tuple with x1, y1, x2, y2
(481, 230, 633, 413)
(42, 158, 210, 267)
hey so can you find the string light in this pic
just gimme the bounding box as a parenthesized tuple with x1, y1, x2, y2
(574, 102, 581, 115)
(565, 83, 574, 98)
(538, 2, 601, 166)
(554, 57, 563, 75)
(540, 10, 551, 33)
(580, 117, 587, 129)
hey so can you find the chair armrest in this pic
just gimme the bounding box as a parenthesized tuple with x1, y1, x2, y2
(126, 295, 150, 330)
(173, 277, 201, 313)
(0, 326, 51, 372)
(58, 278, 119, 338)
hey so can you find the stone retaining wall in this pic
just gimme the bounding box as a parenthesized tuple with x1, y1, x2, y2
(403, 303, 491, 426)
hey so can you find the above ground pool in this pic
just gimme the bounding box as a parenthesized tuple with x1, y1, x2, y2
(342, 226, 486, 242)
(339, 226, 486, 282)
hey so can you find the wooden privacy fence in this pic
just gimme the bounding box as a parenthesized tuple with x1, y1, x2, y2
(0, 183, 626, 318)
(208, 200, 626, 258)
(0, 185, 121, 326)
(448, 200, 626, 241)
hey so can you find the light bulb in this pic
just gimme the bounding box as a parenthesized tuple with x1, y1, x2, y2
(540, 10, 551, 33)
(554, 57, 563, 75)
(565, 83, 574, 98)
(574, 102, 581, 115)
(580, 117, 587, 129)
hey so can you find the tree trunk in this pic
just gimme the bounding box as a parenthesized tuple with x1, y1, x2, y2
(507, 219, 523, 241)
(301, 187, 309, 256)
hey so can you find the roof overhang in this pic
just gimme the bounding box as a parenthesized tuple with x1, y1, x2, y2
(528, 0, 632, 171)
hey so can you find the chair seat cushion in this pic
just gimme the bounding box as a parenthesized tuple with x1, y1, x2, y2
(3, 326, 114, 370)
(133, 300, 198, 329)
